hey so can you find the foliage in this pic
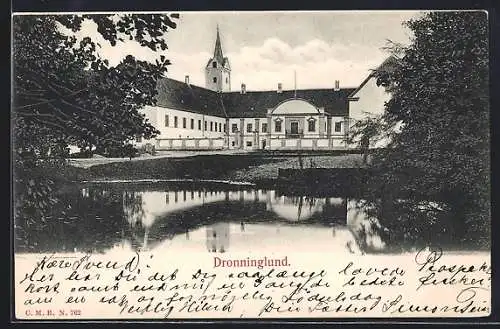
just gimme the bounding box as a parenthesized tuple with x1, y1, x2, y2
(13, 13, 179, 220)
(349, 11, 490, 248)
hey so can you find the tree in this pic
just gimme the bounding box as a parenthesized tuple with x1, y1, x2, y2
(12, 13, 179, 219)
(349, 11, 490, 248)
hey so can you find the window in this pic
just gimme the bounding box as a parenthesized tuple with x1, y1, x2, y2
(308, 120, 316, 132)
(165, 194, 169, 204)
(174, 116, 178, 128)
(219, 123, 222, 132)
(190, 118, 194, 129)
(204, 121, 207, 131)
(212, 61, 217, 68)
(247, 123, 253, 133)
(246, 141, 252, 147)
(335, 122, 342, 132)
(182, 117, 187, 129)
(198, 120, 202, 130)
(135, 135, 142, 142)
(232, 141, 235, 147)
(224, 123, 227, 132)
(226, 77, 229, 83)
(210, 122, 213, 131)
(262, 123, 268, 133)
(275, 120, 282, 132)
(164, 115, 169, 127)
(232, 123, 238, 133)
(213, 77, 217, 83)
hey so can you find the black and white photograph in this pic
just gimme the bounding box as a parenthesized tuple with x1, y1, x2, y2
(11, 9, 491, 320)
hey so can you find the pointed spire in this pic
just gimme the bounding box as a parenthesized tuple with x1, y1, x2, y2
(213, 24, 224, 63)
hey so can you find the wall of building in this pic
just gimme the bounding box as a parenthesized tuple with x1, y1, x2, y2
(225, 114, 348, 150)
(349, 76, 390, 122)
(153, 106, 226, 139)
(348, 76, 392, 148)
(136, 106, 227, 150)
(227, 117, 268, 150)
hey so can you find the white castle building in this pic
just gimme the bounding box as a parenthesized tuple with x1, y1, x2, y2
(137, 27, 392, 151)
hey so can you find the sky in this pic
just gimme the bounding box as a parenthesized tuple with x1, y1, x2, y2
(71, 11, 423, 91)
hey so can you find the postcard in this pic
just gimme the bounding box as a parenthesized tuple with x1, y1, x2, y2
(12, 10, 491, 320)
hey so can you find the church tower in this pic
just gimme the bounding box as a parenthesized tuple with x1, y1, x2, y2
(205, 25, 231, 92)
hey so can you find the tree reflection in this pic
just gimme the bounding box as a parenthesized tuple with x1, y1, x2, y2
(15, 185, 130, 253)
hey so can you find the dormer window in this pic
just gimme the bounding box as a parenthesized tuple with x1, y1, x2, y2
(212, 61, 217, 68)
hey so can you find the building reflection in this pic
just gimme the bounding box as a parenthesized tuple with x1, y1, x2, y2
(206, 222, 230, 253)
(120, 189, 346, 227)
(111, 187, 382, 253)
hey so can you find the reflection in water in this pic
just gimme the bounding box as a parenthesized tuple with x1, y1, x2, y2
(16, 186, 388, 254)
(207, 223, 229, 253)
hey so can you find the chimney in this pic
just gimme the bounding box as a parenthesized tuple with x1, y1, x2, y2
(185, 75, 190, 84)
(241, 83, 246, 94)
(277, 83, 283, 93)
(334, 80, 340, 91)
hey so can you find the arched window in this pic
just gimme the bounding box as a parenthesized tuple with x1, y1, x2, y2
(213, 77, 217, 83)
(212, 61, 217, 68)
(275, 119, 282, 132)
(308, 118, 316, 132)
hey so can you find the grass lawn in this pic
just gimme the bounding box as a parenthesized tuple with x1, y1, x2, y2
(61, 153, 367, 183)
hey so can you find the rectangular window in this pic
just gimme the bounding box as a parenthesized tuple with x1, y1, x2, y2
(210, 122, 213, 131)
(262, 123, 268, 133)
(164, 115, 169, 127)
(174, 116, 178, 128)
(198, 120, 202, 130)
(335, 122, 342, 132)
(231, 141, 235, 147)
(182, 117, 187, 129)
(224, 123, 227, 133)
(190, 118, 194, 129)
(275, 121, 282, 132)
(247, 123, 253, 133)
(219, 123, 222, 132)
(135, 135, 142, 142)
(308, 120, 315, 132)
(204, 121, 207, 131)
(232, 123, 238, 133)
(246, 141, 252, 147)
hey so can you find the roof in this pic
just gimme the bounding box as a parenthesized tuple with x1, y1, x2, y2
(155, 78, 227, 117)
(154, 77, 355, 118)
(213, 25, 225, 64)
(222, 88, 355, 118)
(348, 56, 398, 98)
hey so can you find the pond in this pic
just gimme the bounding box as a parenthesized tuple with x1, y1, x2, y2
(14, 182, 487, 254)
